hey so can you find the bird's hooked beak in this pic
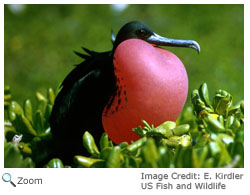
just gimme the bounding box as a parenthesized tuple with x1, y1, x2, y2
(147, 33, 200, 54)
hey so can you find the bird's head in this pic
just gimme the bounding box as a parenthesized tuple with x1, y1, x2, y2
(113, 21, 200, 53)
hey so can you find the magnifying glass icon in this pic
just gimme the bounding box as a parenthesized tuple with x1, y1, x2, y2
(2, 173, 16, 187)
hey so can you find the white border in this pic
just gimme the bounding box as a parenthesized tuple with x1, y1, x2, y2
(1, 1, 249, 195)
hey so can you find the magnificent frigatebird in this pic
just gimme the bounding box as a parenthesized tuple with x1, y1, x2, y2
(49, 21, 200, 163)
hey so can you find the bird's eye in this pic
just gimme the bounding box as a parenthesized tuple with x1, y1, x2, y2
(136, 29, 147, 37)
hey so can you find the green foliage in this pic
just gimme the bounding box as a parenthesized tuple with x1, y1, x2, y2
(4, 83, 244, 168)
(4, 88, 55, 167)
(4, 139, 35, 168)
(4, 86, 11, 108)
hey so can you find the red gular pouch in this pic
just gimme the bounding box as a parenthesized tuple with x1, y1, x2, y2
(102, 39, 188, 144)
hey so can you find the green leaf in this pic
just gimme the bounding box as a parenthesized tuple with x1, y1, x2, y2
(141, 138, 158, 168)
(209, 141, 221, 156)
(225, 115, 234, 129)
(155, 121, 176, 138)
(126, 137, 147, 152)
(46, 158, 64, 168)
(174, 146, 193, 168)
(14, 114, 37, 136)
(161, 136, 180, 147)
(203, 113, 224, 133)
(191, 89, 213, 115)
(34, 110, 44, 135)
(36, 92, 46, 101)
(142, 120, 153, 130)
(8, 101, 24, 121)
(179, 135, 192, 147)
(199, 83, 213, 109)
(47, 88, 55, 105)
(158, 121, 176, 130)
(133, 126, 146, 137)
(19, 142, 32, 156)
(74, 155, 104, 168)
(173, 124, 190, 136)
(240, 102, 244, 113)
(192, 146, 209, 168)
(37, 99, 47, 117)
(157, 146, 171, 168)
(100, 147, 112, 160)
(106, 146, 121, 168)
(213, 90, 232, 115)
(44, 104, 52, 129)
(82, 131, 100, 157)
(24, 99, 33, 124)
(119, 142, 129, 149)
(99, 133, 110, 150)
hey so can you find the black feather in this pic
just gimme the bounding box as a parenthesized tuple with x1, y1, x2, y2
(81, 47, 99, 56)
(73, 50, 90, 59)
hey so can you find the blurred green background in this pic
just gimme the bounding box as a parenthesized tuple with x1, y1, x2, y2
(4, 4, 244, 108)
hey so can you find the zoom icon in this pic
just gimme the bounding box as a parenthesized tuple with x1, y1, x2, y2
(2, 173, 16, 187)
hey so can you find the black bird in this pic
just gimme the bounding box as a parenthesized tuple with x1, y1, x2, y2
(49, 21, 200, 164)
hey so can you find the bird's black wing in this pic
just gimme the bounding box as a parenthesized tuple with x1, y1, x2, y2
(49, 49, 115, 163)
(60, 47, 100, 88)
